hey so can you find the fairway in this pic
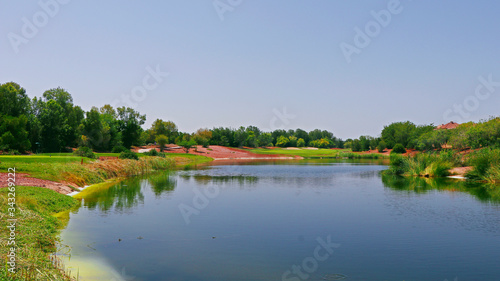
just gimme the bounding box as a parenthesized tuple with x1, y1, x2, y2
(0, 155, 89, 164)
(248, 148, 350, 158)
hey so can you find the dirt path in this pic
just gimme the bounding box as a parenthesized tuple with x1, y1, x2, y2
(0, 173, 76, 195)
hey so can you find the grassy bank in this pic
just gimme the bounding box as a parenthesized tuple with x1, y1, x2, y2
(0, 154, 211, 188)
(248, 148, 388, 159)
(465, 148, 500, 183)
(0, 153, 211, 280)
(385, 148, 500, 184)
(0, 187, 79, 280)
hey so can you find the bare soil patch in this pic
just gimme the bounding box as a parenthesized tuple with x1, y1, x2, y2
(0, 173, 76, 195)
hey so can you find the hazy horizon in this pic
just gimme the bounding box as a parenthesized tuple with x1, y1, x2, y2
(2, 1, 499, 139)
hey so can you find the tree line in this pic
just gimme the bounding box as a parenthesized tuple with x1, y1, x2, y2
(347, 118, 500, 152)
(0, 82, 345, 153)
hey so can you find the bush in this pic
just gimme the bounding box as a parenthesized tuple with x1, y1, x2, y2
(73, 146, 96, 159)
(351, 140, 361, 152)
(7, 149, 21, 155)
(391, 143, 406, 154)
(119, 150, 139, 160)
(387, 154, 406, 175)
(111, 145, 128, 153)
(377, 141, 386, 153)
(144, 149, 166, 158)
(465, 148, 500, 182)
(297, 138, 306, 147)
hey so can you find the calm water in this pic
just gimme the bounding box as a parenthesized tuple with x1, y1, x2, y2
(58, 160, 500, 281)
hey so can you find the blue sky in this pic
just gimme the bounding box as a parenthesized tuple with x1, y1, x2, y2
(1, 0, 499, 139)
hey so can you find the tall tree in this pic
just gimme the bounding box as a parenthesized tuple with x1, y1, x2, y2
(39, 100, 65, 152)
(0, 82, 29, 117)
(117, 107, 146, 148)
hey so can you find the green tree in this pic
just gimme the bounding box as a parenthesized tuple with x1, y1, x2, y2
(43, 88, 83, 148)
(381, 121, 417, 148)
(391, 143, 406, 154)
(276, 135, 290, 147)
(0, 82, 29, 117)
(193, 128, 212, 147)
(39, 100, 65, 152)
(258, 132, 273, 147)
(0, 115, 31, 153)
(288, 136, 298, 147)
(116, 107, 146, 148)
(377, 141, 386, 153)
(351, 139, 362, 152)
(155, 134, 168, 151)
(297, 138, 306, 147)
(149, 119, 178, 143)
(177, 139, 197, 153)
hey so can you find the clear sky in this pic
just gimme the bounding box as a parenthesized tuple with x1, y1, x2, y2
(2, 0, 499, 139)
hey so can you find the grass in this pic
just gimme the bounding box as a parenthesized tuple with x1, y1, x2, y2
(385, 151, 461, 178)
(0, 154, 211, 186)
(247, 148, 387, 159)
(465, 148, 500, 183)
(0, 153, 211, 280)
(0, 186, 79, 280)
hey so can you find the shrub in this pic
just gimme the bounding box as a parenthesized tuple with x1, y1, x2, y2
(7, 149, 21, 155)
(351, 140, 361, 152)
(111, 145, 128, 153)
(155, 134, 169, 151)
(465, 148, 500, 182)
(73, 146, 96, 159)
(391, 143, 406, 154)
(387, 154, 407, 175)
(177, 140, 197, 153)
(119, 150, 139, 160)
(377, 141, 386, 153)
(144, 149, 166, 158)
(297, 138, 305, 147)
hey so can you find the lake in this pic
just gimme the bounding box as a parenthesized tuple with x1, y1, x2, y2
(57, 160, 500, 280)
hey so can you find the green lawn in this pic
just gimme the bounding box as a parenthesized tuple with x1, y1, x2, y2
(247, 148, 350, 157)
(247, 147, 389, 159)
(0, 155, 91, 164)
(0, 186, 78, 280)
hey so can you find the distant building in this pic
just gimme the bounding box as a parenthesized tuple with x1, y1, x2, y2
(435, 121, 460, 130)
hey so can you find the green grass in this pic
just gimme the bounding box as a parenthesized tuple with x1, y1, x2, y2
(0, 154, 212, 186)
(248, 148, 349, 157)
(247, 148, 387, 159)
(465, 148, 500, 183)
(385, 151, 463, 178)
(0, 186, 78, 280)
(0, 155, 91, 164)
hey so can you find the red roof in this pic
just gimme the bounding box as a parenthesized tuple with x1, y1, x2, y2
(435, 121, 460, 130)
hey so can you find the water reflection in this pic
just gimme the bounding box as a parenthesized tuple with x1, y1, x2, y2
(148, 172, 177, 197)
(381, 174, 500, 204)
(79, 173, 177, 212)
